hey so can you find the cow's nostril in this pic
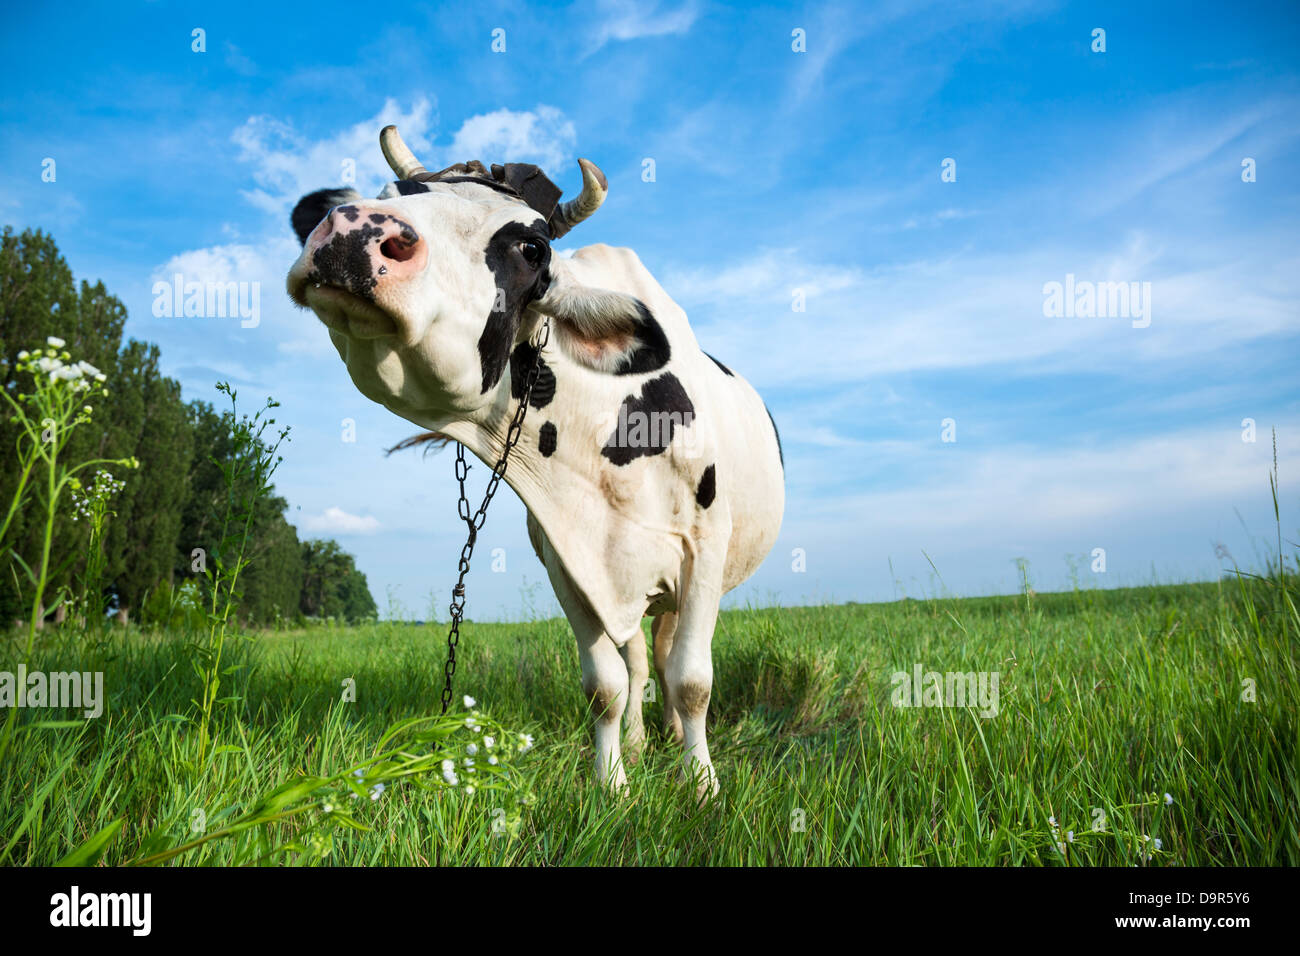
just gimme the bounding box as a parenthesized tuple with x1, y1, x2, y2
(380, 236, 419, 263)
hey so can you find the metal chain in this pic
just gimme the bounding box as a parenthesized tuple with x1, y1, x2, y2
(440, 317, 551, 714)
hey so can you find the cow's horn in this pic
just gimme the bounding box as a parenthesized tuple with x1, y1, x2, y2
(380, 125, 429, 180)
(548, 158, 608, 238)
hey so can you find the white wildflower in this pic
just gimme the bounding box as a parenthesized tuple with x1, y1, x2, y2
(47, 336, 66, 348)
(466, 743, 479, 756)
(369, 782, 385, 801)
(463, 695, 476, 708)
(1164, 793, 1174, 806)
(520, 733, 534, 752)
(483, 736, 495, 750)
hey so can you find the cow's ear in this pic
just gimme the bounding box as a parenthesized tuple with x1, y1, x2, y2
(530, 260, 671, 375)
(291, 188, 363, 245)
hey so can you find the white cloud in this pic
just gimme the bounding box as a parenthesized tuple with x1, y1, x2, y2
(232, 98, 438, 217)
(586, 0, 699, 54)
(663, 237, 1300, 388)
(152, 240, 292, 288)
(150, 237, 335, 359)
(799, 425, 1298, 534)
(224, 43, 257, 77)
(300, 506, 381, 535)
(751, 421, 1299, 604)
(231, 99, 582, 219)
(445, 106, 576, 171)
(793, 425, 865, 448)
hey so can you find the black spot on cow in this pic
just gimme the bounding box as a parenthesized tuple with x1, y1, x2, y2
(290, 187, 362, 245)
(614, 303, 671, 376)
(705, 352, 734, 376)
(696, 464, 716, 508)
(602, 372, 695, 466)
(337, 205, 360, 223)
(309, 221, 384, 299)
(477, 218, 552, 393)
(765, 404, 784, 469)
(368, 213, 387, 224)
(509, 342, 555, 409)
(394, 179, 430, 196)
(538, 421, 557, 457)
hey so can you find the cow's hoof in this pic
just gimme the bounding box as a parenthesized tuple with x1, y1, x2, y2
(682, 760, 719, 803)
(606, 769, 630, 797)
(623, 731, 646, 766)
(695, 775, 720, 804)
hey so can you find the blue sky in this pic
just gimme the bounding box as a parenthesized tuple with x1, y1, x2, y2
(3, 0, 1298, 619)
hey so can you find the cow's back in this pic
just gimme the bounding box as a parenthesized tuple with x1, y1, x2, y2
(563, 244, 784, 595)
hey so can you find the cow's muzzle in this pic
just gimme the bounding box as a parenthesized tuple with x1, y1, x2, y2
(288, 204, 428, 339)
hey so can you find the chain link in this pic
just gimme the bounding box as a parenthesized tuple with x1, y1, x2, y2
(440, 318, 551, 714)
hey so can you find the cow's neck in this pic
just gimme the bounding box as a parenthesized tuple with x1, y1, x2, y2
(437, 400, 555, 522)
(436, 391, 654, 647)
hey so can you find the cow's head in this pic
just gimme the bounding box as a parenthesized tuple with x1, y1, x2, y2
(286, 126, 668, 426)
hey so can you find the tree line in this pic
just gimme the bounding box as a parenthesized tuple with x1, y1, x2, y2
(0, 226, 377, 627)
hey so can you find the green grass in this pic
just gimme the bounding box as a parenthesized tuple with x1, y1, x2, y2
(1, 575, 1296, 865)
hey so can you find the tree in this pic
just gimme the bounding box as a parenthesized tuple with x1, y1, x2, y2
(237, 498, 305, 625)
(2, 226, 377, 631)
(101, 342, 193, 622)
(300, 539, 377, 622)
(0, 229, 128, 623)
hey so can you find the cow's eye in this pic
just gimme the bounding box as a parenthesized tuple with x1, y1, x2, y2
(518, 239, 545, 268)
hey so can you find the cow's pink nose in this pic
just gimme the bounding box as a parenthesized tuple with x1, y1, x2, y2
(305, 204, 426, 299)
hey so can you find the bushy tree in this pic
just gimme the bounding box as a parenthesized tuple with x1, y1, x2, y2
(101, 342, 193, 623)
(300, 539, 377, 623)
(2, 226, 376, 629)
(0, 229, 129, 622)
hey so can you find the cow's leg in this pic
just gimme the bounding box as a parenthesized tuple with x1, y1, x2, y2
(651, 612, 684, 742)
(577, 629, 630, 791)
(619, 634, 648, 764)
(665, 547, 726, 800)
(534, 529, 631, 792)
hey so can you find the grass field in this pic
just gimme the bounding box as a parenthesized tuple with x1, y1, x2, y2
(2, 574, 1296, 866)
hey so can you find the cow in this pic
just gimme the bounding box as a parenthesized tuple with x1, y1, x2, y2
(286, 126, 784, 797)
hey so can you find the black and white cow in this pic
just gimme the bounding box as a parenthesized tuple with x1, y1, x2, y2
(286, 126, 784, 796)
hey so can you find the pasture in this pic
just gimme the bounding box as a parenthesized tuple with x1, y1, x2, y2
(3, 575, 1295, 866)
